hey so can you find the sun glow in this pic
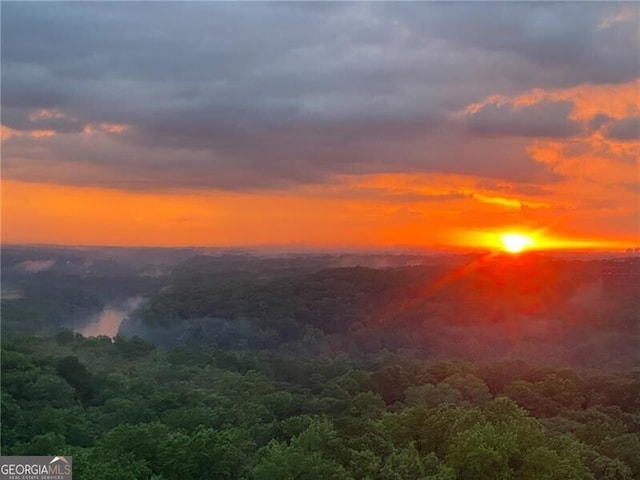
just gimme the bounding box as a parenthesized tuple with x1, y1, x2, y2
(500, 233, 535, 253)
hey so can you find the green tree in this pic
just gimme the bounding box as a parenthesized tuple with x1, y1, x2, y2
(446, 423, 517, 480)
(159, 427, 254, 480)
(252, 417, 350, 480)
(55, 356, 96, 404)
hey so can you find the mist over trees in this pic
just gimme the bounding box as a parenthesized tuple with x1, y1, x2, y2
(1, 246, 639, 479)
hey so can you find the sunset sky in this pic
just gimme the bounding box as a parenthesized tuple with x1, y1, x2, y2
(1, 2, 639, 251)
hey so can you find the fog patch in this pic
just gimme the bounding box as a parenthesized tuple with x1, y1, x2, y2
(18, 259, 56, 272)
(80, 297, 143, 338)
(139, 265, 170, 278)
(1, 287, 24, 300)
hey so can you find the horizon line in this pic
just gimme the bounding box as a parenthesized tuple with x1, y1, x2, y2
(1, 241, 636, 256)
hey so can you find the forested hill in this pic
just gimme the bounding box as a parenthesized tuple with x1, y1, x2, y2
(2, 247, 639, 479)
(123, 252, 639, 369)
(2, 247, 638, 367)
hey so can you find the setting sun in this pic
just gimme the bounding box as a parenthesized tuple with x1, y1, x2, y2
(501, 233, 535, 253)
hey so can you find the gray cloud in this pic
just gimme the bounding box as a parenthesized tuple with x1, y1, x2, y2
(605, 116, 640, 141)
(381, 2, 639, 87)
(466, 100, 581, 138)
(2, 126, 560, 191)
(1, 2, 637, 191)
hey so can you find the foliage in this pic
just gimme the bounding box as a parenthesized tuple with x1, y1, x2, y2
(2, 251, 638, 477)
(2, 334, 638, 478)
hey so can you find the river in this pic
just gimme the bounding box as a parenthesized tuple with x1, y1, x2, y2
(79, 297, 143, 338)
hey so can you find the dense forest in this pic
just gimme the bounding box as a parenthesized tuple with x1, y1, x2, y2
(1, 246, 639, 479)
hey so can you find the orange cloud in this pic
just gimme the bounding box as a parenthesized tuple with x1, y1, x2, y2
(528, 133, 639, 184)
(472, 193, 551, 210)
(342, 173, 552, 210)
(1, 124, 17, 140)
(30, 130, 56, 138)
(465, 79, 640, 123)
(1, 124, 56, 140)
(82, 123, 128, 135)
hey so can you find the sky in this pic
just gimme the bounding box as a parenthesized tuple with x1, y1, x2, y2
(1, 2, 639, 251)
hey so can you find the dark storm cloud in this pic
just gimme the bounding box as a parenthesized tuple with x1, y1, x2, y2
(466, 100, 581, 138)
(1, 2, 637, 191)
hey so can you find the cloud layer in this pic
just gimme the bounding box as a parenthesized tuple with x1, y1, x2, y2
(2, 2, 637, 193)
